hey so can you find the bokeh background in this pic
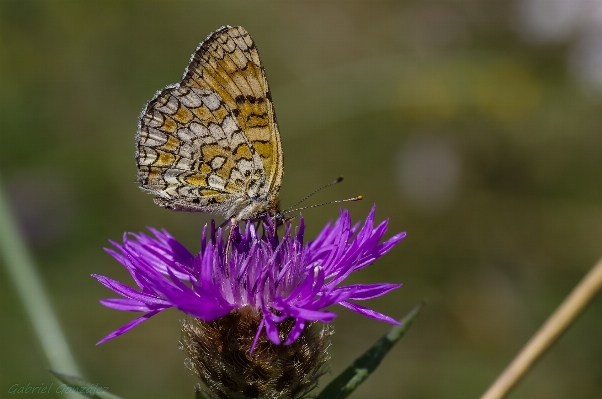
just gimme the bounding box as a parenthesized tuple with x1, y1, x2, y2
(2, 1, 602, 398)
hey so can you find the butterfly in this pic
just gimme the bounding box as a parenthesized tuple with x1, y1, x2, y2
(136, 26, 283, 224)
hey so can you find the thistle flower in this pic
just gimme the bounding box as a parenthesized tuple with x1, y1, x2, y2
(94, 205, 405, 398)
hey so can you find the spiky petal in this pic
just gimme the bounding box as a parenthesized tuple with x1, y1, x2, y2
(94, 205, 405, 351)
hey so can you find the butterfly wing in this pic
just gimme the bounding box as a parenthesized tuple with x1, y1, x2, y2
(184, 26, 283, 193)
(136, 26, 283, 219)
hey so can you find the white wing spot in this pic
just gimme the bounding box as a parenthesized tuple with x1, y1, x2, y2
(236, 159, 254, 176)
(141, 128, 168, 146)
(189, 122, 210, 137)
(209, 123, 226, 140)
(202, 92, 221, 111)
(138, 148, 157, 165)
(179, 90, 203, 108)
(222, 115, 239, 139)
(156, 95, 179, 114)
(145, 112, 164, 128)
(176, 158, 193, 170)
(211, 156, 226, 169)
(208, 174, 226, 190)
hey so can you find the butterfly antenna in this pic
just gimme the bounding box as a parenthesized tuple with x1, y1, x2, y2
(285, 195, 363, 215)
(282, 176, 344, 213)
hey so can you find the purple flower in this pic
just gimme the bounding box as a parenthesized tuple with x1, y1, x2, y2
(94, 205, 405, 352)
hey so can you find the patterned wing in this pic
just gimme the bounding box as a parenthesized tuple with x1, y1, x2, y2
(183, 26, 283, 195)
(136, 26, 283, 218)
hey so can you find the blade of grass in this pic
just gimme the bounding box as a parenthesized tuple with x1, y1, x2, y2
(50, 371, 122, 399)
(316, 302, 424, 399)
(0, 177, 82, 394)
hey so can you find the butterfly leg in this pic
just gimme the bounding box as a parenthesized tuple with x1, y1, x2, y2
(224, 218, 237, 276)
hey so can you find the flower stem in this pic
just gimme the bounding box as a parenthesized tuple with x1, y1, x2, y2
(480, 256, 602, 399)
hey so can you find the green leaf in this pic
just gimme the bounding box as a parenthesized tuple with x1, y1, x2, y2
(194, 386, 210, 399)
(49, 371, 123, 399)
(316, 302, 425, 399)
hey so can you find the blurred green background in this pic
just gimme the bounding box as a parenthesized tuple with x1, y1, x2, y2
(2, 1, 602, 398)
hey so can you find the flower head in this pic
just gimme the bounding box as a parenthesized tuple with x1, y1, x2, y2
(94, 205, 404, 351)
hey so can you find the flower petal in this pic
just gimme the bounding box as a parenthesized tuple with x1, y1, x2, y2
(96, 310, 161, 345)
(339, 301, 400, 324)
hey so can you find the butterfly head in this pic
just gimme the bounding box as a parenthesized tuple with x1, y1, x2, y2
(272, 210, 295, 227)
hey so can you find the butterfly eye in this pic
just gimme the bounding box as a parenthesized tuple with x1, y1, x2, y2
(244, 170, 251, 177)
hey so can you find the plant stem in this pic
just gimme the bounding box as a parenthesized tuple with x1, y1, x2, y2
(480, 256, 602, 399)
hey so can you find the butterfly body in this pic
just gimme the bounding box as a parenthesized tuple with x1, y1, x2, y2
(136, 26, 283, 222)
(152, 193, 280, 221)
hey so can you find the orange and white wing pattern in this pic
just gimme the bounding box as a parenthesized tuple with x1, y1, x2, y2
(136, 26, 283, 220)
